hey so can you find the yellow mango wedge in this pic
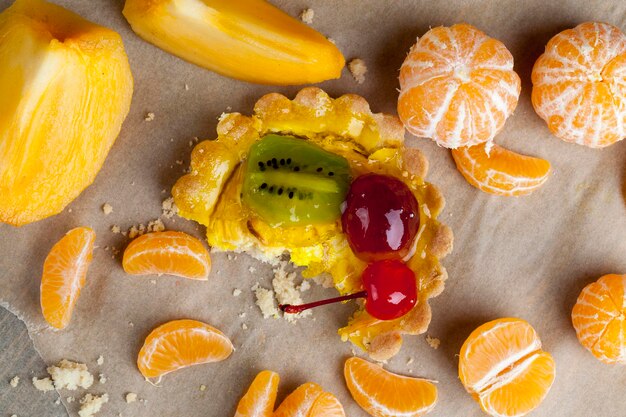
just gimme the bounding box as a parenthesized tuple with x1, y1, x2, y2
(122, 0, 345, 85)
(0, 0, 133, 226)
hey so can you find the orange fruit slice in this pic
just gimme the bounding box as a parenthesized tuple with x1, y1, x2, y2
(532, 22, 626, 147)
(344, 357, 437, 417)
(273, 382, 345, 417)
(451, 142, 551, 196)
(234, 370, 280, 417)
(572, 274, 626, 364)
(137, 319, 233, 379)
(122, 231, 211, 280)
(459, 318, 555, 417)
(398, 23, 521, 148)
(40, 227, 95, 329)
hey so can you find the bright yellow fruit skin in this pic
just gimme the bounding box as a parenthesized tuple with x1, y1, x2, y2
(122, 0, 345, 85)
(0, 0, 133, 226)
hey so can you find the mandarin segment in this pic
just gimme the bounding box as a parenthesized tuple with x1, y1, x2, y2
(532, 22, 626, 147)
(273, 382, 324, 417)
(572, 274, 626, 364)
(137, 319, 233, 379)
(459, 318, 555, 417)
(344, 357, 437, 417)
(398, 23, 521, 148)
(122, 231, 211, 280)
(451, 142, 551, 196)
(40, 227, 95, 329)
(308, 392, 346, 417)
(234, 370, 279, 417)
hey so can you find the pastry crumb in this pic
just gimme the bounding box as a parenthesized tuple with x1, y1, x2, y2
(300, 8, 314, 24)
(239, 312, 246, 318)
(248, 266, 256, 274)
(253, 284, 280, 319)
(184, 83, 189, 91)
(9, 376, 19, 387)
(199, 384, 206, 392)
(147, 219, 165, 233)
(161, 197, 178, 218)
(67, 396, 75, 403)
(47, 360, 94, 390)
(55, 398, 61, 405)
(299, 280, 311, 292)
(272, 261, 311, 321)
(78, 393, 108, 417)
(98, 374, 106, 384)
(125, 392, 137, 403)
(407, 357, 414, 365)
(144, 112, 155, 122)
(10, 414, 16, 417)
(232, 288, 242, 297)
(32, 377, 54, 392)
(101, 203, 113, 215)
(348, 58, 367, 84)
(242, 323, 248, 330)
(426, 335, 441, 349)
(96, 356, 104, 366)
(110, 225, 121, 234)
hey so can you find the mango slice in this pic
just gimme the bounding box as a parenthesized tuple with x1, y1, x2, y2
(122, 0, 345, 85)
(0, 0, 133, 226)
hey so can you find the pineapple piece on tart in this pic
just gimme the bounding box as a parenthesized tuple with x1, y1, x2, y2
(173, 88, 453, 360)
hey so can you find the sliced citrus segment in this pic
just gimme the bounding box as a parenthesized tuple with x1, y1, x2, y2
(234, 370, 280, 417)
(572, 274, 626, 364)
(459, 318, 555, 417)
(137, 319, 233, 379)
(273, 382, 324, 417)
(344, 357, 437, 417)
(308, 392, 346, 417)
(40, 227, 95, 329)
(451, 143, 551, 196)
(122, 231, 211, 280)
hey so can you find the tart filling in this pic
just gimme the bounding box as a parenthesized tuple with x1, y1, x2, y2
(173, 87, 453, 360)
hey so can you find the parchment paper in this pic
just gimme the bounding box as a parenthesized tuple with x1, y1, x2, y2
(1, 0, 626, 416)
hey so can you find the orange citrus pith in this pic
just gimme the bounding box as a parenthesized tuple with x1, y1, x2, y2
(122, 231, 211, 280)
(40, 227, 95, 329)
(344, 357, 437, 417)
(234, 370, 279, 417)
(459, 318, 555, 417)
(137, 319, 233, 379)
(451, 143, 551, 196)
(572, 274, 626, 364)
(532, 22, 626, 147)
(398, 23, 521, 148)
(273, 382, 345, 417)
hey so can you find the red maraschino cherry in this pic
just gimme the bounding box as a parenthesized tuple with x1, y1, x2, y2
(280, 260, 417, 321)
(342, 173, 420, 262)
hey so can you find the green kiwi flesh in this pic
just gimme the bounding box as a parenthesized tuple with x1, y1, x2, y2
(242, 134, 351, 227)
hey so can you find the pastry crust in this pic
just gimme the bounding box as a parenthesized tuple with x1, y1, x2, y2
(173, 87, 453, 360)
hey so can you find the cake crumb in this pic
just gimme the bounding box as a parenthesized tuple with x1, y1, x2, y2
(426, 335, 440, 349)
(239, 312, 246, 318)
(101, 203, 113, 215)
(79, 393, 108, 417)
(144, 112, 155, 122)
(300, 8, 314, 24)
(272, 261, 311, 321)
(125, 392, 137, 403)
(161, 197, 178, 218)
(147, 219, 165, 233)
(348, 58, 367, 84)
(184, 83, 189, 91)
(55, 398, 61, 405)
(407, 357, 414, 365)
(47, 359, 94, 390)
(150, 279, 157, 284)
(299, 280, 311, 292)
(248, 266, 256, 274)
(253, 284, 280, 319)
(98, 374, 106, 384)
(110, 225, 120, 234)
(242, 323, 248, 330)
(9, 376, 19, 387)
(67, 396, 75, 403)
(232, 288, 242, 297)
(96, 356, 104, 366)
(32, 377, 54, 392)
(199, 384, 206, 391)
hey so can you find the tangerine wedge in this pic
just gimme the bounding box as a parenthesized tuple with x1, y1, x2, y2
(459, 318, 555, 417)
(122, 231, 211, 280)
(344, 357, 437, 417)
(572, 274, 626, 364)
(451, 143, 551, 196)
(234, 370, 280, 417)
(273, 382, 345, 417)
(137, 319, 233, 379)
(40, 227, 95, 329)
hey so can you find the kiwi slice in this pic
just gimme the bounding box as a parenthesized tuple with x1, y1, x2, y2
(242, 134, 351, 227)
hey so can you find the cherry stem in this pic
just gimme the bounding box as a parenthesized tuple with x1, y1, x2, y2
(280, 291, 367, 314)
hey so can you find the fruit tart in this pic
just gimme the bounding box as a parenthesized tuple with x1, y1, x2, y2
(173, 87, 453, 360)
